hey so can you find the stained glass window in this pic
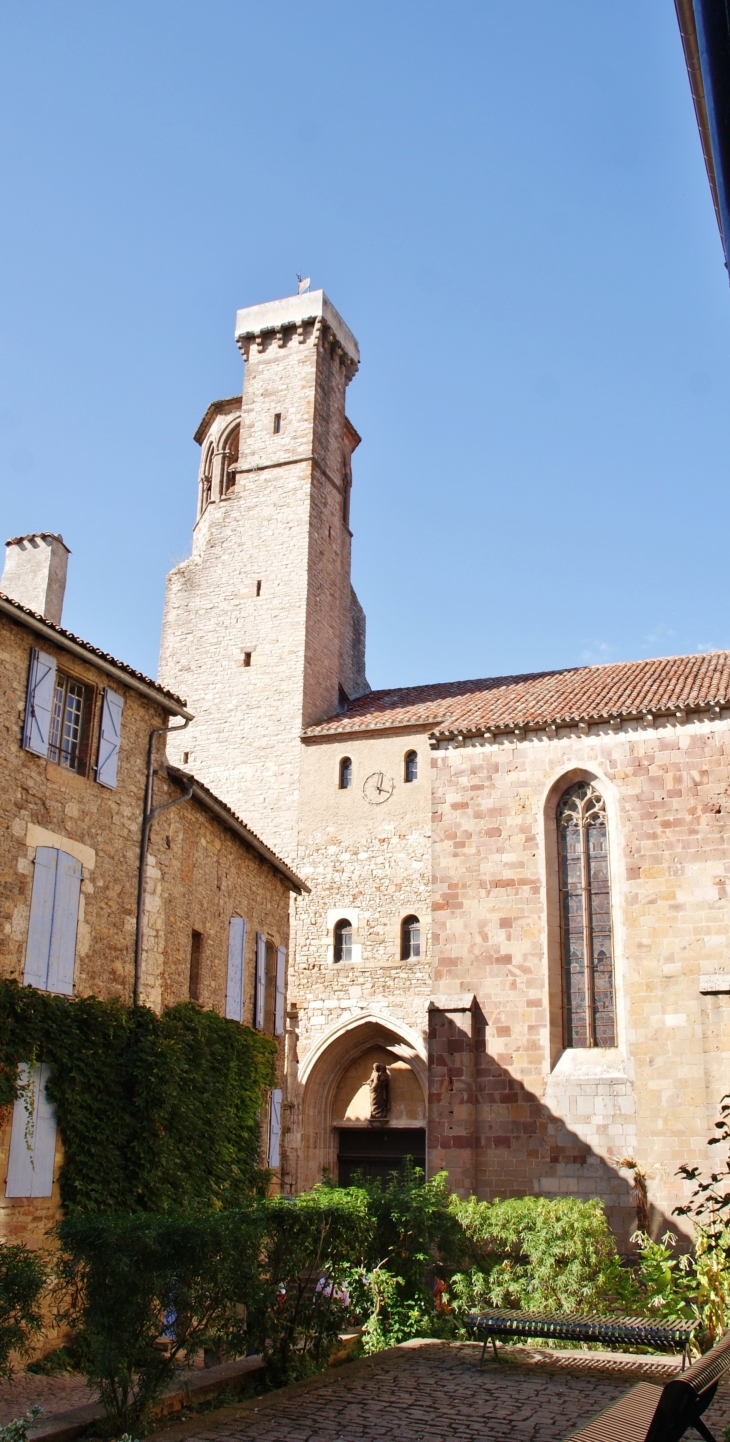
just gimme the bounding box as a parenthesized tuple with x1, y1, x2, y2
(557, 782, 616, 1048)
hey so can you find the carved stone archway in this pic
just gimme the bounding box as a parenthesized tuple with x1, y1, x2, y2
(296, 1012, 427, 1190)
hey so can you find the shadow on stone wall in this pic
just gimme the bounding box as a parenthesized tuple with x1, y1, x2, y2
(428, 1001, 677, 1252)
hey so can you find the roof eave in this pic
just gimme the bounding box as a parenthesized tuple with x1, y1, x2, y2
(166, 765, 309, 893)
(0, 596, 191, 719)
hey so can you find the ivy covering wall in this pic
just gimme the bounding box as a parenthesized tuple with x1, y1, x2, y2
(0, 981, 276, 1213)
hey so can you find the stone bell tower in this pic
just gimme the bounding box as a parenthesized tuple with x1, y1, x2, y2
(158, 289, 368, 863)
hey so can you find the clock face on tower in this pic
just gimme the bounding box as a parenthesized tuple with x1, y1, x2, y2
(362, 770, 395, 804)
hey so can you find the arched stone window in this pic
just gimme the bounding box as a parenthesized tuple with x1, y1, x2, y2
(400, 915, 421, 960)
(339, 756, 352, 789)
(557, 781, 616, 1048)
(333, 919, 353, 964)
(404, 750, 418, 783)
(200, 444, 214, 514)
(221, 423, 240, 496)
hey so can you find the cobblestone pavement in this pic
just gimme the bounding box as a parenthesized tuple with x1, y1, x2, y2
(156, 1342, 730, 1442)
(0, 1371, 93, 1426)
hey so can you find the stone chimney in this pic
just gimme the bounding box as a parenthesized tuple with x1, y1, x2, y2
(2, 533, 70, 626)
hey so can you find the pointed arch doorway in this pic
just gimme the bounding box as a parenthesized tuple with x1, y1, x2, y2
(298, 1015, 428, 1190)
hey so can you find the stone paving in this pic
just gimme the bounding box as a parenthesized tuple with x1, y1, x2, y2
(152, 1341, 730, 1442)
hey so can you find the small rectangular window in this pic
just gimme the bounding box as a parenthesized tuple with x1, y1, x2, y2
(273, 413, 282, 434)
(256, 580, 262, 597)
(189, 930, 203, 1001)
(48, 672, 92, 774)
(243, 652, 252, 668)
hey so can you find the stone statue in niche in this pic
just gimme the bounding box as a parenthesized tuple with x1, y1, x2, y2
(368, 1063, 390, 1122)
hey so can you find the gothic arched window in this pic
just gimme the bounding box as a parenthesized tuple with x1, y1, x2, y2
(404, 750, 418, 782)
(221, 424, 240, 496)
(400, 915, 421, 960)
(333, 919, 353, 964)
(200, 444, 213, 514)
(557, 781, 616, 1048)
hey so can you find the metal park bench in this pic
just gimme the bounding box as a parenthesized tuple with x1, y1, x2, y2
(466, 1308, 694, 1369)
(565, 1326, 730, 1442)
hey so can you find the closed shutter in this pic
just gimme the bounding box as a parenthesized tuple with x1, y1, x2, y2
(96, 687, 124, 789)
(24, 847, 57, 989)
(22, 649, 56, 757)
(46, 852, 82, 995)
(274, 947, 286, 1036)
(5, 1063, 57, 1198)
(268, 1088, 282, 1169)
(24, 847, 81, 994)
(254, 932, 267, 1030)
(225, 917, 246, 1022)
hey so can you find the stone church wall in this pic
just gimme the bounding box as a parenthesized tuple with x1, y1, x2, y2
(430, 715, 730, 1243)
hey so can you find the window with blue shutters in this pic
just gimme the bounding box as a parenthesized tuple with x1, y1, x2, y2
(96, 687, 124, 788)
(23, 649, 57, 757)
(24, 847, 82, 995)
(5, 1063, 58, 1198)
(274, 947, 286, 1036)
(226, 917, 246, 1022)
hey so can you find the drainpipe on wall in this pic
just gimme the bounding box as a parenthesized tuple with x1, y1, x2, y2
(134, 719, 193, 1007)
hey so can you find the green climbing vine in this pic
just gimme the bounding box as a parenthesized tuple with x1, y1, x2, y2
(0, 980, 276, 1213)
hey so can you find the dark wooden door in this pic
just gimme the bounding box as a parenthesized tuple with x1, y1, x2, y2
(337, 1127, 426, 1185)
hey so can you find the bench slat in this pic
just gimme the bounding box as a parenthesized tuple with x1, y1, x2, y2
(466, 1309, 692, 1349)
(566, 1383, 663, 1442)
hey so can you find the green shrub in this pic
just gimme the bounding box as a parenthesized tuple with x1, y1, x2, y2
(257, 1189, 373, 1382)
(0, 1243, 47, 1379)
(57, 1211, 260, 1429)
(448, 1194, 627, 1322)
(333, 1165, 462, 1352)
(0, 1408, 43, 1442)
(57, 1193, 374, 1425)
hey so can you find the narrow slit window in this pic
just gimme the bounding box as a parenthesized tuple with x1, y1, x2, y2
(404, 750, 418, 783)
(401, 915, 421, 960)
(256, 580, 262, 597)
(557, 782, 616, 1048)
(273, 413, 282, 434)
(189, 930, 203, 1002)
(339, 757, 352, 789)
(243, 652, 252, 668)
(333, 919, 353, 964)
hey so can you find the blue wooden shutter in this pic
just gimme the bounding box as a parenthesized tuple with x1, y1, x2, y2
(255, 932, 267, 1030)
(24, 847, 57, 989)
(96, 687, 125, 788)
(268, 1088, 282, 1168)
(5, 1063, 57, 1198)
(46, 851, 82, 995)
(225, 917, 246, 1021)
(22, 649, 56, 757)
(274, 947, 286, 1036)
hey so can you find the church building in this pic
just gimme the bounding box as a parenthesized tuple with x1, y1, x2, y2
(159, 288, 730, 1247)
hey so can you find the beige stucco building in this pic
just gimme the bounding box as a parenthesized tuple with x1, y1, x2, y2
(159, 286, 730, 1246)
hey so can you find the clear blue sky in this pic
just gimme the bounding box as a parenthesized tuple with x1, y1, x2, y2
(1, 2, 729, 693)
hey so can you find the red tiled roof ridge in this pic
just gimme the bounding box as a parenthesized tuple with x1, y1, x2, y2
(0, 590, 189, 712)
(302, 648, 730, 738)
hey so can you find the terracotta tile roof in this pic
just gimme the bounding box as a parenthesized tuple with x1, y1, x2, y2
(0, 592, 190, 716)
(302, 651, 730, 739)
